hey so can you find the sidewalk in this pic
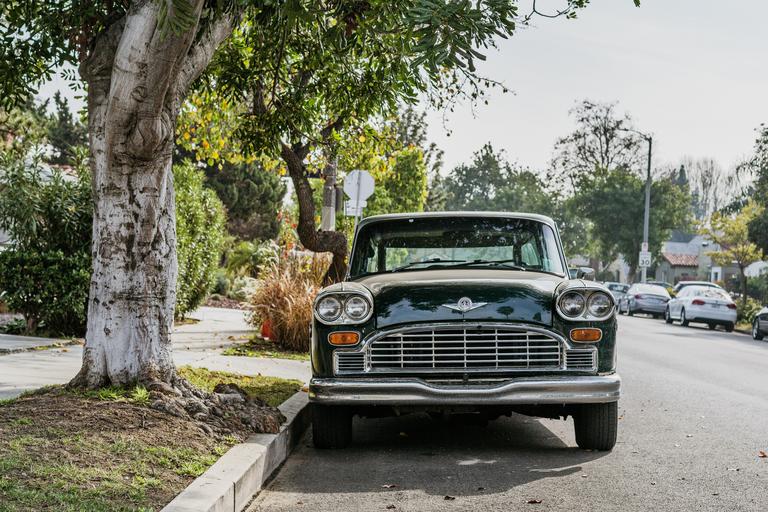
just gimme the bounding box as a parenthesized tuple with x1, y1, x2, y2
(0, 307, 311, 400)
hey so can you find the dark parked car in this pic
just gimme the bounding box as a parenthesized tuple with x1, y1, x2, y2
(752, 306, 768, 340)
(618, 283, 670, 317)
(604, 282, 629, 302)
(309, 212, 620, 451)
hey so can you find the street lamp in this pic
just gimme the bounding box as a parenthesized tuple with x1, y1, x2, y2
(618, 127, 653, 283)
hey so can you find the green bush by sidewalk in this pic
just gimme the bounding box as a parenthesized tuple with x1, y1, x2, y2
(0, 155, 226, 335)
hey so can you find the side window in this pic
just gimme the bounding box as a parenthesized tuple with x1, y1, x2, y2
(520, 240, 541, 267)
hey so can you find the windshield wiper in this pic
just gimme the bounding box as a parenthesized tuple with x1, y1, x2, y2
(389, 258, 468, 272)
(448, 259, 527, 271)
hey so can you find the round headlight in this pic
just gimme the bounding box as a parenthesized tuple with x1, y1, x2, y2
(316, 296, 342, 321)
(559, 292, 586, 317)
(587, 292, 613, 317)
(344, 295, 369, 320)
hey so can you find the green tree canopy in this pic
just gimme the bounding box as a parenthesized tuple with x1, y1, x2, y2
(574, 169, 692, 280)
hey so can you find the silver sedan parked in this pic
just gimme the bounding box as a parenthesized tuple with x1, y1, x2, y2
(665, 285, 737, 332)
(753, 306, 768, 340)
(618, 283, 670, 318)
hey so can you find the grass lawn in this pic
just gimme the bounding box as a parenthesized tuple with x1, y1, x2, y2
(222, 335, 310, 361)
(0, 368, 301, 512)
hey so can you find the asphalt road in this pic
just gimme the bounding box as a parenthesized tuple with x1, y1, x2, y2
(249, 315, 768, 512)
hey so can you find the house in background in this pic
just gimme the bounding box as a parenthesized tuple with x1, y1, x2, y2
(655, 230, 740, 285)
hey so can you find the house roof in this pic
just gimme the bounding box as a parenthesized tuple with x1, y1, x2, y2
(662, 252, 699, 267)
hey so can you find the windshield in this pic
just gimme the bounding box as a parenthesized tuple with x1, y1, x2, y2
(688, 286, 732, 300)
(633, 284, 670, 298)
(607, 283, 629, 293)
(349, 216, 566, 278)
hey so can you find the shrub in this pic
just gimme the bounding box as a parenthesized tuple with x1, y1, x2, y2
(229, 276, 259, 302)
(226, 240, 279, 278)
(0, 250, 91, 335)
(737, 296, 763, 324)
(174, 161, 227, 318)
(0, 155, 92, 336)
(212, 268, 231, 296)
(249, 252, 330, 351)
(204, 162, 286, 241)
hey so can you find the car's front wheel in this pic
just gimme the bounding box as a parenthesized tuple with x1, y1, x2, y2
(664, 307, 673, 324)
(680, 308, 689, 327)
(574, 402, 618, 451)
(754, 320, 765, 341)
(312, 405, 352, 449)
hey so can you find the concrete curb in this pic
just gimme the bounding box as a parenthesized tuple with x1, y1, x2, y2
(162, 390, 310, 512)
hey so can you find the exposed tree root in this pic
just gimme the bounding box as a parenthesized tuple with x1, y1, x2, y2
(68, 372, 285, 437)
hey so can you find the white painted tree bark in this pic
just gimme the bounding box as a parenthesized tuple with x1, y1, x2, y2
(71, 2, 237, 388)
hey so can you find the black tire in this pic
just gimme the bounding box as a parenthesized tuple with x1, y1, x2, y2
(724, 322, 734, 333)
(574, 402, 618, 451)
(708, 323, 717, 330)
(754, 320, 765, 341)
(312, 405, 352, 449)
(627, 304, 634, 316)
(680, 308, 689, 327)
(664, 307, 673, 324)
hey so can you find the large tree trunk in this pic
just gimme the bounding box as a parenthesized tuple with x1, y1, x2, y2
(281, 143, 348, 285)
(71, 2, 236, 388)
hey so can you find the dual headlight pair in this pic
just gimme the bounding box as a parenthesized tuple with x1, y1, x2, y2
(315, 293, 373, 325)
(558, 290, 614, 320)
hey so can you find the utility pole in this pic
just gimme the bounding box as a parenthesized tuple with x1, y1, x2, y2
(320, 158, 337, 231)
(641, 136, 652, 283)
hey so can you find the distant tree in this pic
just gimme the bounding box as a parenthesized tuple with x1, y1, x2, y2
(701, 200, 765, 307)
(204, 162, 286, 241)
(670, 158, 748, 221)
(45, 92, 87, 166)
(547, 100, 646, 192)
(575, 170, 692, 282)
(744, 125, 768, 253)
(444, 143, 510, 210)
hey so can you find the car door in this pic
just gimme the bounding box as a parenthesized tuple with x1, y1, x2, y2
(670, 287, 686, 318)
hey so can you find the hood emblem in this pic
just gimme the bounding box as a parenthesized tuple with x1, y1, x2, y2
(442, 297, 488, 313)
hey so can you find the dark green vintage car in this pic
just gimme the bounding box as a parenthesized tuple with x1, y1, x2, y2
(309, 212, 620, 450)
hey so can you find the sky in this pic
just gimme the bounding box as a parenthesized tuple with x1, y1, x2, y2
(423, 0, 768, 174)
(41, 0, 768, 176)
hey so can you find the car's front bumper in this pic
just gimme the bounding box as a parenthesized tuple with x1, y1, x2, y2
(309, 374, 621, 406)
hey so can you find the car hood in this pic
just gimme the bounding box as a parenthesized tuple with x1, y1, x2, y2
(353, 269, 566, 329)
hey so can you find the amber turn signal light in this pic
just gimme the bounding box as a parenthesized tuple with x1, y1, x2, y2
(570, 328, 602, 343)
(328, 331, 360, 346)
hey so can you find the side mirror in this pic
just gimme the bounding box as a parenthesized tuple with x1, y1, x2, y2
(576, 267, 595, 280)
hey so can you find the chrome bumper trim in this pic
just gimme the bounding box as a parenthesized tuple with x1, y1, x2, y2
(309, 374, 621, 405)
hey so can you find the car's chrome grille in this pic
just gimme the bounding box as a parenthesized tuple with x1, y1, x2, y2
(334, 351, 366, 373)
(565, 348, 596, 369)
(368, 326, 562, 371)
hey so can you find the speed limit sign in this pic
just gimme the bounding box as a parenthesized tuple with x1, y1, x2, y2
(639, 250, 652, 268)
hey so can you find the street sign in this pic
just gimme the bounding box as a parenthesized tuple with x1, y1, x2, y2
(343, 170, 375, 229)
(343, 170, 375, 203)
(639, 250, 652, 268)
(641, 241, 648, 252)
(344, 200, 366, 217)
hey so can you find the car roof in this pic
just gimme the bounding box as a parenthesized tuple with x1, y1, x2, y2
(674, 281, 721, 289)
(358, 211, 557, 229)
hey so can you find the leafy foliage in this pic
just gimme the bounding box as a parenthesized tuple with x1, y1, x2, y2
(174, 161, 227, 318)
(574, 169, 692, 278)
(203, 162, 286, 241)
(225, 240, 279, 278)
(0, 154, 92, 335)
(701, 200, 765, 306)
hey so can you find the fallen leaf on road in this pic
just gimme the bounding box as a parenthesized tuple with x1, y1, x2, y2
(686, 434, 693, 438)
(527, 499, 543, 504)
(386, 506, 396, 510)
(759, 451, 768, 458)
(444, 496, 456, 501)
(477, 487, 486, 491)
(381, 484, 397, 489)
(727, 468, 740, 471)
(712, 493, 719, 496)
(651, 482, 657, 486)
